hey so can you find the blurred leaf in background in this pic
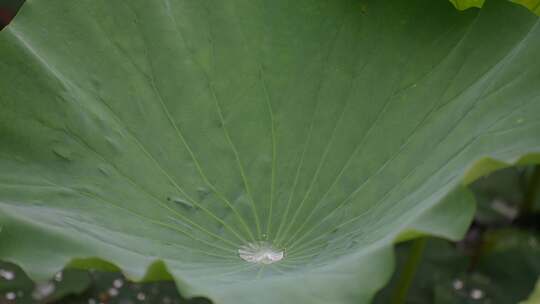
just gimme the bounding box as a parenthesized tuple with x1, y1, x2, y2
(0, 261, 91, 304)
(473, 166, 540, 226)
(0, 0, 22, 29)
(375, 165, 540, 304)
(0, 261, 212, 304)
(55, 271, 211, 304)
(374, 229, 540, 304)
(520, 279, 540, 304)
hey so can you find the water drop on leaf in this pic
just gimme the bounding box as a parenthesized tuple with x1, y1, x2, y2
(238, 242, 284, 264)
(167, 197, 195, 209)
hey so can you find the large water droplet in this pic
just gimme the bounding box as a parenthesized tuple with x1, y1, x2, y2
(238, 242, 284, 264)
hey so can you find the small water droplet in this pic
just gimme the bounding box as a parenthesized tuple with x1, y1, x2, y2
(32, 281, 55, 300)
(0, 269, 15, 280)
(167, 197, 195, 209)
(452, 279, 464, 290)
(470, 288, 484, 300)
(238, 241, 284, 264)
(52, 147, 72, 161)
(108, 288, 119, 297)
(113, 278, 124, 288)
(54, 271, 63, 282)
(98, 165, 111, 177)
(137, 292, 146, 301)
(196, 187, 211, 200)
(105, 136, 121, 153)
(347, 240, 359, 249)
(5, 292, 16, 300)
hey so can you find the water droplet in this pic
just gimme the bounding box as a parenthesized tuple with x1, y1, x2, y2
(98, 165, 111, 177)
(52, 147, 72, 161)
(470, 288, 484, 300)
(137, 292, 146, 301)
(167, 197, 194, 209)
(5, 292, 16, 300)
(105, 136, 121, 153)
(347, 240, 359, 249)
(54, 271, 63, 282)
(32, 281, 55, 300)
(88, 299, 97, 304)
(108, 288, 119, 297)
(113, 278, 124, 288)
(196, 187, 210, 200)
(452, 279, 464, 290)
(238, 241, 284, 264)
(0, 269, 15, 280)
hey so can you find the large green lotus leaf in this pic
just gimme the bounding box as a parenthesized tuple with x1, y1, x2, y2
(1, 0, 540, 303)
(450, 0, 540, 15)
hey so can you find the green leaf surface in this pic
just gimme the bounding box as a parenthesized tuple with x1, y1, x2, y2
(0, 0, 539, 303)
